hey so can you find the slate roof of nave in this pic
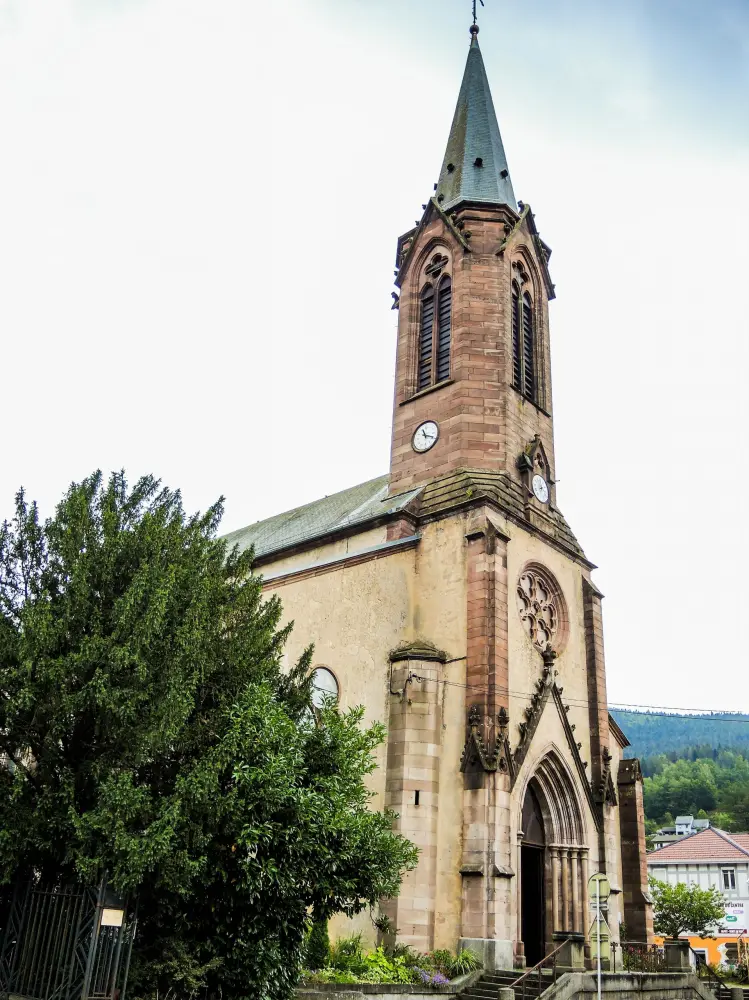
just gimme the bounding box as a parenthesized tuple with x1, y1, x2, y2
(649, 827, 749, 862)
(223, 470, 586, 564)
(222, 475, 421, 560)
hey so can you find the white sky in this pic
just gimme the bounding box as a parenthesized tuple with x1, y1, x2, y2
(1, 0, 747, 713)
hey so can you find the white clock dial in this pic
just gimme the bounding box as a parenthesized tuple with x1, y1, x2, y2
(532, 474, 549, 504)
(412, 420, 439, 453)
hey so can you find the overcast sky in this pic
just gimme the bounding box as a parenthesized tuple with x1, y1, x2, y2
(1, 0, 747, 713)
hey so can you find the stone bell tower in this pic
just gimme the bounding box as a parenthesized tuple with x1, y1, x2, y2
(380, 21, 652, 969)
(390, 22, 558, 524)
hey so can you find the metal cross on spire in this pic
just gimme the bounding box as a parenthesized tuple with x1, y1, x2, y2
(472, 0, 484, 26)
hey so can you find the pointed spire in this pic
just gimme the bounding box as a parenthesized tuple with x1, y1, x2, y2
(435, 25, 516, 213)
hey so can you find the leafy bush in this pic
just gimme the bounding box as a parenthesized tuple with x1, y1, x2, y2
(358, 948, 413, 984)
(301, 940, 482, 986)
(328, 933, 367, 975)
(429, 949, 453, 974)
(448, 948, 482, 976)
(390, 943, 429, 968)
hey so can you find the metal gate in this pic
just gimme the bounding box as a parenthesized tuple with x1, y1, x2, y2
(0, 877, 136, 1000)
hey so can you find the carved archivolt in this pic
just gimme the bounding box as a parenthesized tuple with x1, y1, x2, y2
(527, 749, 585, 846)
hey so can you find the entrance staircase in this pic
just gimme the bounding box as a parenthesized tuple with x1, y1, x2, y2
(459, 968, 556, 1000)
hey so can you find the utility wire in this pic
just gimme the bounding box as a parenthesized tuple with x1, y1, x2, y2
(404, 672, 748, 719)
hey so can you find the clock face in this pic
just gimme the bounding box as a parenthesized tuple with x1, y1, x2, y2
(412, 420, 439, 453)
(532, 474, 549, 504)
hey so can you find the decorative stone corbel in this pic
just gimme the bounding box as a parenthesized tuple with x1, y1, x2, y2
(460, 704, 514, 779)
(598, 747, 618, 806)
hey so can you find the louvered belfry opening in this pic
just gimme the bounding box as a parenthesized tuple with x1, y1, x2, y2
(512, 282, 522, 391)
(512, 280, 536, 404)
(418, 276, 452, 391)
(418, 285, 435, 390)
(522, 292, 535, 402)
(436, 276, 452, 383)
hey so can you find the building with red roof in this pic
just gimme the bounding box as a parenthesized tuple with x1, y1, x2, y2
(648, 827, 749, 968)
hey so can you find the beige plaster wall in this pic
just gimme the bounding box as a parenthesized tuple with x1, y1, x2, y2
(258, 504, 620, 954)
(262, 515, 470, 949)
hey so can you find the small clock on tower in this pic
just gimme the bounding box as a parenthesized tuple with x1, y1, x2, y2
(412, 421, 439, 453)
(532, 474, 549, 504)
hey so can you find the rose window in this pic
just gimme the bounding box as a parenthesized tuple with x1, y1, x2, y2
(517, 569, 560, 651)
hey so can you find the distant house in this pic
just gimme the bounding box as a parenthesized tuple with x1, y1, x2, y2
(648, 827, 749, 968)
(652, 815, 710, 849)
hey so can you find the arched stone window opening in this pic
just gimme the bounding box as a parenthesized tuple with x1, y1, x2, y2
(518, 751, 589, 967)
(417, 273, 452, 391)
(511, 261, 537, 405)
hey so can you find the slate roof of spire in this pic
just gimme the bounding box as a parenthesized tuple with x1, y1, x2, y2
(435, 26, 516, 213)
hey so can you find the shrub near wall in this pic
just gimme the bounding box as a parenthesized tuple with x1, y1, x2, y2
(300, 937, 480, 989)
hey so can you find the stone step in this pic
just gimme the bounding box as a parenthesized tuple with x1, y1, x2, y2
(459, 969, 556, 1000)
(460, 982, 547, 1000)
(460, 992, 546, 1000)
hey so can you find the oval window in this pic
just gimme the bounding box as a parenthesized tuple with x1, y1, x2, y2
(310, 667, 339, 709)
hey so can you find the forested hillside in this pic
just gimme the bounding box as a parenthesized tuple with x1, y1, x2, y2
(609, 711, 749, 834)
(612, 710, 749, 758)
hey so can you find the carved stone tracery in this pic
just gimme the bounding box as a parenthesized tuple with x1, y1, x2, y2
(425, 252, 448, 278)
(517, 569, 559, 651)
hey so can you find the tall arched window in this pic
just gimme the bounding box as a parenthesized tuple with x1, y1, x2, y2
(436, 275, 452, 383)
(512, 280, 536, 404)
(418, 276, 452, 391)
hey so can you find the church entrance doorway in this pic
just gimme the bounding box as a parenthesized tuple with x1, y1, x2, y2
(521, 844, 545, 966)
(518, 751, 589, 970)
(521, 785, 546, 967)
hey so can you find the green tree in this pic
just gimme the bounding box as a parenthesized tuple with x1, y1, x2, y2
(643, 759, 719, 818)
(0, 472, 417, 1000)
(649, 878, 725, 939)
(305, 918, 331, 971)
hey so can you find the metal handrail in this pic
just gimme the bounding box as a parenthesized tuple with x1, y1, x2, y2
(689, 944, 728, 995)
(617, 940, 667, 974)
(511, 937, 572, 1000)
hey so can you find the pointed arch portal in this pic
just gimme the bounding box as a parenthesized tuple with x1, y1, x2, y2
(519, 751, 589, 967)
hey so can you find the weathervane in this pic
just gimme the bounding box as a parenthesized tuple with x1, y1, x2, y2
(472, 0, 484, 26)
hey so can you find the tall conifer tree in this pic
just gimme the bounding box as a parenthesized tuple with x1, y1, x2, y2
(0, 472, 417, 999)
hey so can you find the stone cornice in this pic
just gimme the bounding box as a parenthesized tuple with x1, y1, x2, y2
(261, 533, 420, 589)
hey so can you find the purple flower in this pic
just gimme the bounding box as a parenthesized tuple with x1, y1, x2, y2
(414, 967, 450, 987)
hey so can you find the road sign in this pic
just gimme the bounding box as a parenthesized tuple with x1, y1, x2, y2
(589, 914, 611, 961)
(588, 873, 609, 1000)
(588, 872, 611, 901)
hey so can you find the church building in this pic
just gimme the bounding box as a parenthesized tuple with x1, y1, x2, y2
(225, 23, 653, 970)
